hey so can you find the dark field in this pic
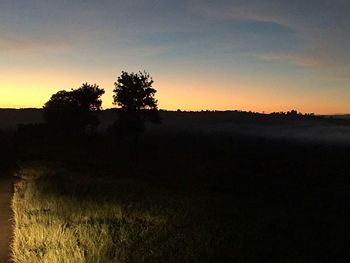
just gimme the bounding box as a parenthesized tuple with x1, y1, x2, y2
(2, 109, 350, 262)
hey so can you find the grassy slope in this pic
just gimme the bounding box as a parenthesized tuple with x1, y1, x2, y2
(12, 159, 350, 262)
(13, 166, 235, 263)
(10, 125, 350, 263)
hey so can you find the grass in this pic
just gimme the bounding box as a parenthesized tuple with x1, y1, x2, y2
(12, 161, 350, 263)
(10, 130, 350, 262)
(12, 166, 233, 263)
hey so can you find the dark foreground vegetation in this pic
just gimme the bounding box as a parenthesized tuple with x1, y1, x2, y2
(4, 110, 350, 262)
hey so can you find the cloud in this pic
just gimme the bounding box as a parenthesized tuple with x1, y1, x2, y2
(1, 0, 350, 76)
(189, 0, 350, 69)
(190, 0, 350, 29)
(0, 36, 72, 55)
(257, 53, 349, 69)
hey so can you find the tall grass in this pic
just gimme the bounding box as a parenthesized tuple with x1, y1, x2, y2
(11, 166, 225, 263)
(11, 130, 350, 262)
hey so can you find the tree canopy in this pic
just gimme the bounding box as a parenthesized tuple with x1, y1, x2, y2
(113, 71, 157, 110)
(43, 83, 105, 134)
(112, 71, 160, 135)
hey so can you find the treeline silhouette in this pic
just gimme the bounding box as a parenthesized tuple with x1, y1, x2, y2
(2, 108, 349, 132)
(9, 70, 348, 139)
(41, 71, 160, 137)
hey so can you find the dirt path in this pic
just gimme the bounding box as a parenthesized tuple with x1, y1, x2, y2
(0, 175, 13, 263)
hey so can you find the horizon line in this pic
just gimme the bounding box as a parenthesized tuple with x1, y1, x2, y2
(0, 107, 347, 116)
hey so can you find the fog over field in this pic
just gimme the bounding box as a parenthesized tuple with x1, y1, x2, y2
(2, 109, 350, 144)
(0, 109, 42, 130)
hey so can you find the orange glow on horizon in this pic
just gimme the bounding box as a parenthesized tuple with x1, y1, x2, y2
(1, 70, 349, 115)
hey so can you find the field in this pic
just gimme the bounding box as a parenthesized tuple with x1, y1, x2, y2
(3, 110, 350, 262)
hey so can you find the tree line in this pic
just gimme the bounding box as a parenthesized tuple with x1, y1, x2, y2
(43, 71, 160, 136)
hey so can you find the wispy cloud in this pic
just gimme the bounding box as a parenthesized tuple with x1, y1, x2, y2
(190, 0, 350, 69)
(257, 53, 348, 69)
(0, 36, 72, 55)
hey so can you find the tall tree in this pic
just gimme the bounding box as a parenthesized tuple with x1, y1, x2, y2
(43, 83, 105, 134)
(112, 71, 160, 136)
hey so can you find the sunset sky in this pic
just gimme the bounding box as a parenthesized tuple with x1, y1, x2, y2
(1, 0, 350, 113)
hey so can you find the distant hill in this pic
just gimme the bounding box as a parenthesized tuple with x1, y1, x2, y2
(332, 114, 350, 120)
(2, 109, 350, 144)
(0, 108, 43, 130)
(1, 108, 349, 131)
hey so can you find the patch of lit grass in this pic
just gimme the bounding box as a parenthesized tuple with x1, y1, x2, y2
(11, 166, 222, 263)
(13, 162, 350, 262)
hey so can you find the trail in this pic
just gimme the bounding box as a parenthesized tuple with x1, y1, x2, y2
(0, 175, 13, 263)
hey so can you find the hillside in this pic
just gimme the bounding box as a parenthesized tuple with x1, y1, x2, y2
(2, 108, 350, 144)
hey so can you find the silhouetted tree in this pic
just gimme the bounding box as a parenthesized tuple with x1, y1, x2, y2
(111, 71, 160, 136)
(43, 83, 105, 134)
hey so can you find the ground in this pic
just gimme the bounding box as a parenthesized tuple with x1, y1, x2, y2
(4, 110, 350, 262)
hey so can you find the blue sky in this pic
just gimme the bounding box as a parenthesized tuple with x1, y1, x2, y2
(1, 0, 350, 113)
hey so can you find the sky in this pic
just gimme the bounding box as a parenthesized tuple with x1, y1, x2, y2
(1, 0, 350, 114)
